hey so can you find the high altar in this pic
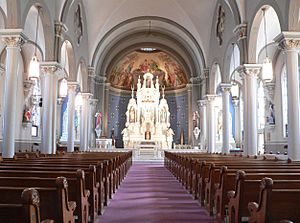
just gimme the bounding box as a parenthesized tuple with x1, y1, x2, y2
(122, 72, 174, 150)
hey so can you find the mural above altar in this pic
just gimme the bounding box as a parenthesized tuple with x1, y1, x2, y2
(121, 72, 174, 151)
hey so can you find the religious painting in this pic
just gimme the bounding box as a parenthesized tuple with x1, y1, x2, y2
(108, 51, 188, 91)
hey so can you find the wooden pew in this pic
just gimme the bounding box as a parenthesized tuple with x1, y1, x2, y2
(214, 166, 300, 221)
(228, 171, 300, 223)
(0, 163, 99, 220)
(0, 187, 54, 223)
(0, 177, 75, 223)
(248, 177, 300, 223)
(0, 169, 88, 223)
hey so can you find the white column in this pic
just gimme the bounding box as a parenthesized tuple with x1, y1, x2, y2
(0, 30, 26, 158)
(206, 95, 216, 153)
(40, 62, 61, 154)
(89, 99, 98, 148)
(233, 99, 241, 148)
(80, 93, 92, 151)
(67, 83, 77, 152)
(220, 83, 231, 154)
(240, 65, 261, 155)
(197, 99, 207, 150)
(275, 32, 300, 160)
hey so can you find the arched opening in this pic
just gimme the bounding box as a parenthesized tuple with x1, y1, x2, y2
(229, 43, 242, 149)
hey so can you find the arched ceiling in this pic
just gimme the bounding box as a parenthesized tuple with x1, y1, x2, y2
(82, 0, 218, 67)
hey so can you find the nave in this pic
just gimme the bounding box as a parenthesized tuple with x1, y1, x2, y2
(97, 163, 213, 223)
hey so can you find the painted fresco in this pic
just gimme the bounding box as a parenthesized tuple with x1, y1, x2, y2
(108, 51, 188, 91)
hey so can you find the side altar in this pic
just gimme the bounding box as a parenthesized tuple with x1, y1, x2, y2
(122, 72, 174, 153)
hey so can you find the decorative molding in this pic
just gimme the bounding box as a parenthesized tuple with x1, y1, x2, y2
(233, 23, 247, 41)
(54, 21, 68, 39)
(238, 64, 261, 78)
(205, 94, 216, 102)
(274, 32, 300, 51)
(40, 62, 63, 76)
(67, 81, 79, 92)
(219, 83, 232, 93)
(0, 29, 27, 47)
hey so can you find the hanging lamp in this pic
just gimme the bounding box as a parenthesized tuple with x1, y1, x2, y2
(28, 6, 41, 79)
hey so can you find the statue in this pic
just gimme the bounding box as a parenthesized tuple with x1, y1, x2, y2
(95, 112, 102, 138)
(23, 108, 31, 123)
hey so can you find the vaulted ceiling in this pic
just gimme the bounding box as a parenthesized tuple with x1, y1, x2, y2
(82, 0, 218, 70)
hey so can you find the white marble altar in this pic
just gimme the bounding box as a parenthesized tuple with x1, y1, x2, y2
(122, 72, 174, 150)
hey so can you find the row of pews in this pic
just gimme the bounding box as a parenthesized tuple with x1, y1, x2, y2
(164, 151, 300, 223)
(0, 150, 132, 223)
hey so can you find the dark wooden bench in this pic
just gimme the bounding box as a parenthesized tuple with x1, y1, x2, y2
(0, 169, 88, 223)
(0, 187, 54, 223)
(227, 171, 300, 223)
(248, 177, 300, 223)
(0, 177, 75, 223)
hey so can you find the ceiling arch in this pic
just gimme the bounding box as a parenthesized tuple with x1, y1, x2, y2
(92, 16, 206, 82)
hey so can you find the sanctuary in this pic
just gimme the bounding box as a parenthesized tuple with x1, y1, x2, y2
(122, 72, 174, 153)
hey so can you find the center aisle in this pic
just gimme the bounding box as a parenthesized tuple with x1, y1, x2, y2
(96, 163, 214, 223)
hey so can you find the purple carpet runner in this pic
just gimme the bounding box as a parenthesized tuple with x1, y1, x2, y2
(96, 163, 214, 223)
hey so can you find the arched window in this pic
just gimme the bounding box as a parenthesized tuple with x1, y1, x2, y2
(281, 65, 288, 137)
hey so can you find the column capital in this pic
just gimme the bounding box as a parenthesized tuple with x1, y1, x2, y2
(68, 82, 79, 91)
(274, 32, 300, 51)
(40, 62, 63, 77)
(0, 29, 28, 48)
(190, 76, 201, 84)
(81, 92, 93, 99)
(89, 98, 98, 106)
(238, 64, 261, 78)
(205, 94, 217, 101)
(219, 83, 232, 93)
(54, 21, 68, 39)
(233, 23, 247, 41)
(197, 99, 207, 108)
(203, 68, 209, 79)
(88, 66, 96, 78)
(95, 75, 106, 84)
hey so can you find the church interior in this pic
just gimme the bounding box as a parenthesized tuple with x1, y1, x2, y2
(0, 0, 300, 222)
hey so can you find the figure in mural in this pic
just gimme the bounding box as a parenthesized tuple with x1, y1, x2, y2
(140, 59, 149, 73)
(95, 112, 102, 138)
